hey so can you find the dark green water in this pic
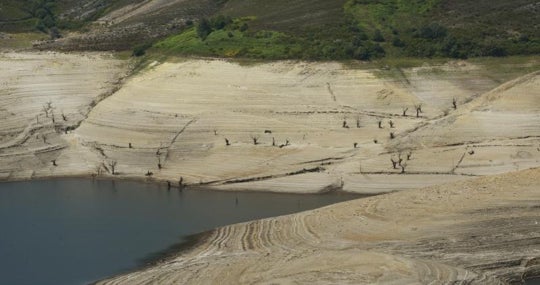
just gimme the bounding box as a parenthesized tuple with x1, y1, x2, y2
(0, 179, 360, 285)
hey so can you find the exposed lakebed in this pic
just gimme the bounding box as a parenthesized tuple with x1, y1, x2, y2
(0, 179, 360, 285)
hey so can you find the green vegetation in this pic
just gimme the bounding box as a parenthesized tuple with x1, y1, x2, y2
(154, 15, 385, 60)
(343, 0, 540, 59)
(152, 0, 539, 61)
(155, 17, 303, 59)
(132, 43, 152, 57)
(0, 0, 145, 34)
(1, 0, 538, 60)
(0, 33, 48, 49)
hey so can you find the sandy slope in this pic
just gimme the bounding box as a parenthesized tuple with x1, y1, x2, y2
(1, 55, 539, 194)
(98, 167, 540, 285)
(1, 53, 538, 284)
(72, 59, 539, 193)
(0, 52, 128, 179)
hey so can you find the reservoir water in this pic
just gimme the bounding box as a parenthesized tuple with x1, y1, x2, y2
(0, 179, 360, 285)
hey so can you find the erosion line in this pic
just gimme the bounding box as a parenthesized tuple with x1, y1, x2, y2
(165, 118, 197, 161)
(327, 82, 337, 102)
(452, 151, 468, 173)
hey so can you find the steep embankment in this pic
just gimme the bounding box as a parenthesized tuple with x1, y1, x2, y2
(1, 55, 538, 194)
(0, 51, 128, 179)
(98, 167, 540, 285)
(390, 70, 540, 175)
(72, 58, 539, 193)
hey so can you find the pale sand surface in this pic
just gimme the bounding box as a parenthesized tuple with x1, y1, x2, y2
(98, 167, 540, 285)
(0, 54, 539, 194)
(0, 51, 128, 179)
(1, 53, 539, 284)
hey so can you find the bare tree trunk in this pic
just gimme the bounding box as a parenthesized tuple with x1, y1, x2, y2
(391, 158, 398, 169)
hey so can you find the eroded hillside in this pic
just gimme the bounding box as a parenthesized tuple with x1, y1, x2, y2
(0, 54, 538, 195)
(0, 52, 128, 179)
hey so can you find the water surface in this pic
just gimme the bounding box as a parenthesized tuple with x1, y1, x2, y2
(0, 179, 360, 285)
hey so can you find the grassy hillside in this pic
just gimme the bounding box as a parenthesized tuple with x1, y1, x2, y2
(344, 0, 540, 58)
(221, 0, 347, 33)
(2, 0, 539, 60)
(150, 0, 539, 60)
(0, 0, 146, 33)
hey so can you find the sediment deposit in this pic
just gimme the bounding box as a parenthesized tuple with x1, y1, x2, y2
(1, 55, 539, 194)
(0, 51, 128, 180)
(1, 52, 539, 284)
(98, 167, 540, 285)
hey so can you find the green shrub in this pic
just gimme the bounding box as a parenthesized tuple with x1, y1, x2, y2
(132, 43, 152, 57)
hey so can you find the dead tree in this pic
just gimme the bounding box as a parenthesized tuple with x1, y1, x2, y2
(279, 139, 290, 148)
(356, 115, 361, 128)
(42, 134, 47, 144)
(94, 164, 103, 177)
(214, 129, 218, 136)
(51, 160, 57, 166)
(414, 104, 423, 118)
(128, 142, 132, 148)
(398, 153, 403, 166)
(108, 160, 118, 175)
(400, 162, 407, 174)
(145, 170, 153, 177)
(250, 135, 259, 145)
(272, 137, 276, 147)
(225, 138, 230, 146)
(61, 112, 67, 121)
(157, 155, 162, 170)
(402, 107, 409, 116)
(42, 105, 50, 118)
(406, 151, 412, 160)
(42, 101, 53, 118)
(179, 177, 184, 189)
(391, 157, 398, 169)
(354, 142, 358, 148)
(452, 97, 457, 110)
(389, 120, 394, 128)
(342, 120, 349, 128)
(378, 120, 383, 128)
(373, 139, 378, 144)
(390, 132, 395, 139)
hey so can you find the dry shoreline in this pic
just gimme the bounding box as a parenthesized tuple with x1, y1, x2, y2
(89, 231, 215, 285)
(1, 51, 539, 284)
(2, 52, 538, 195)
(97, 167, 540, 285)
